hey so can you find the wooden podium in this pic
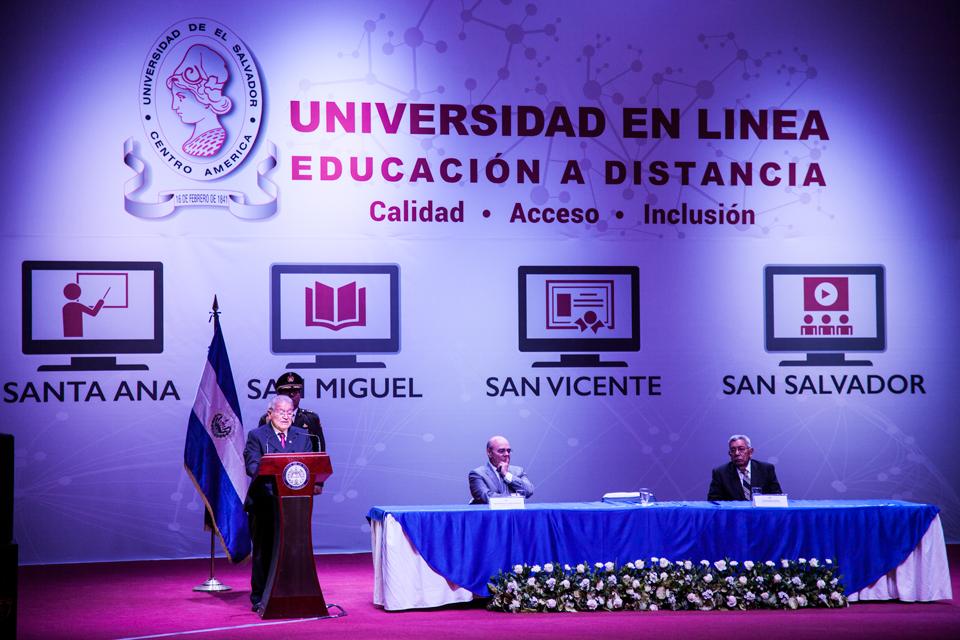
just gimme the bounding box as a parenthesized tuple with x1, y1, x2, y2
(256, 452, 332, 619)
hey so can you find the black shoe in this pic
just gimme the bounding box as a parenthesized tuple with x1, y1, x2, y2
(251, 600, 262, 612)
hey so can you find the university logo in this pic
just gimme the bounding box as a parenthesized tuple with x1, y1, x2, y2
(124, 18, 277, 219)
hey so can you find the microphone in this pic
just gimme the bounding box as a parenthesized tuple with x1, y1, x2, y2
(308, 433, 321, 453)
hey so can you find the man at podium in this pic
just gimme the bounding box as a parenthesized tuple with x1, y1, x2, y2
(243, 395, 314, 612)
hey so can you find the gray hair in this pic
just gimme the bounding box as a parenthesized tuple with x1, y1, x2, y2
(728, 434, 752, 447)
(268, 394, 294, 412)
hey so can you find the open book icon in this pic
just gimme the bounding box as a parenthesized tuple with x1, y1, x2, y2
(304, 281, 367, 330)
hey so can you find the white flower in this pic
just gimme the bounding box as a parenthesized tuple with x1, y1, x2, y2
(649, 604, 658, 611)
(526, 577, 536, 586)
(607, 576, 617, 585)
(632, 579, 640, 588)
(561, 579, 570, 589)
(546, 598, 556, 608)
(659, 558, 670, 568)
(656, 587, 666, 599)
(781, 559, 790, 568)
(507, 580, 518, 592)
(563, 564, 571, 571)
(714, 560, 727, 571)
(544, 563, 554, 572)
(765, 560, 775, 567)
(576, 564, 585, 574)
(738, 576, 748, 585)
(612, 596, 623, 608)
(625, 562, 635, 570)
(809, 558, 819, 568)
(791, 577, 802, 586)
(798, 558, 807, 564)
(830, 591, 841, 601)
(683, 560, 692, 570)
(595, 562, 603, 569)
(636, 560, 645, 569)
(605, 561, 615, 572)
(700, 559, 710, 567)
(546, 577, 556, 588)
(659, 572, 667, 580)
(702, 589, 714, 599)
(826, 559, 833, 565)
(513, 564, 524, 574)
(787, 597, 798, 610)
(531, 565, 541, 573)
(773, 574, 782, 583)
(703, 574, 714, 583)
(651, 556, 659, 563)
(725, 576, 735, 585)
(816, 579, 826, 589)
(726, 595, 737, 608)
(579, 578, 590, 589)
(596, 581, 604, 590)
(818, 593, 828, 602)
(761, 591, 770, 600)
(744, 560, 755, 570)
(509, 599, 520, 611)
(586, 598, 598, 610)
(797, 595, 808, 607)
(745, 591, 756, 601)
(730, 560, 739, 567)
(687, 593, 699, 603)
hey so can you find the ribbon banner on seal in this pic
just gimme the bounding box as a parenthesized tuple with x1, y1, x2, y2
(123, 138, 279, 220)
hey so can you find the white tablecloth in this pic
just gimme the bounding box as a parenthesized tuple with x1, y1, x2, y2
(371, 513, 952, 611)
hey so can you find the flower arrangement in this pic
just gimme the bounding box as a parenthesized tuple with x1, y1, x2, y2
(487, 557, 847, 612)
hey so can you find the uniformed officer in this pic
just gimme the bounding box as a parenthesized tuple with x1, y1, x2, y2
(258, 371, 326, 452)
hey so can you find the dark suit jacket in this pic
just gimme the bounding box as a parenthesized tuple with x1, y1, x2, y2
(243, 424, 313, 507)
(258, 407, 325, 452)
(707, 460, 782, 501)
(469, 463, 534, 504)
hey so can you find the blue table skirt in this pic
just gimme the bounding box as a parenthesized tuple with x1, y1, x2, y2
(367, 500, 939, 596)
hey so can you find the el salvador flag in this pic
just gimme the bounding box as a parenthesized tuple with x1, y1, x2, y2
(183, 307, 251, 562)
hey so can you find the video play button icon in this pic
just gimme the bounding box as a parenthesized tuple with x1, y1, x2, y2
(814, 282, 838, 306)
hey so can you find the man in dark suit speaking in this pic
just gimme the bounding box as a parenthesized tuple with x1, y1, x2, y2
(244, 394, 315, 612)
(707, 434, 783, 501)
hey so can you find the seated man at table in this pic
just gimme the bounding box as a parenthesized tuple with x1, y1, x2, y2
(469, 435, 535, 504)
(707, 434, 783, 501)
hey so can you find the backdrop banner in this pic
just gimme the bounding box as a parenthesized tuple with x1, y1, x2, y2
(2, 0, 958, 564)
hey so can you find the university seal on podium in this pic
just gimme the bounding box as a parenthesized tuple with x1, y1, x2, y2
(282, 461, 310, 490)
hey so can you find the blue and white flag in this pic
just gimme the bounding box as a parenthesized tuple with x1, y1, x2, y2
(184, 310, 251, 562)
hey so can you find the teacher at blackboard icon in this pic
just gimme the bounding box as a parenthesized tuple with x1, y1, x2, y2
(62, 283, 105, 338)
(166, 44, 233, 158)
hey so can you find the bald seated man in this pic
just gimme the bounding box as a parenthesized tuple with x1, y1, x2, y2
(468, 435, 535, 504)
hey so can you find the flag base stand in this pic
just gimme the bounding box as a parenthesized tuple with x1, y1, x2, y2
(193, 528, 233, 592)
(194, 577, 231, 592)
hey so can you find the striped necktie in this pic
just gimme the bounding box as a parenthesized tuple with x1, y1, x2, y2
(741, 469, 751, 500)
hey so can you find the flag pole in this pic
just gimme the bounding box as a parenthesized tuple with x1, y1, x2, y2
(193, 295, 232, 593)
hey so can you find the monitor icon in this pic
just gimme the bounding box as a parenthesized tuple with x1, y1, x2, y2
(518, 266, 640, 368)
(764, 265, 886, 367)
(21, 261, 164, 371)
(270, 264, 399, 369)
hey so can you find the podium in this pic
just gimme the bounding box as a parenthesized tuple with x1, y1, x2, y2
(256, 452, 333, 619)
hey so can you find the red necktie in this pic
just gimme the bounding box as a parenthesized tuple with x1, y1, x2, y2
(279, 432, 286, 449)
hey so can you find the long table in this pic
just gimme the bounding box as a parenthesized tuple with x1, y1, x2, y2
(367, 500, 952, 611)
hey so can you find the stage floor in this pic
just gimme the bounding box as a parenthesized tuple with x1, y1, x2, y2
(18, 547, 960, 640)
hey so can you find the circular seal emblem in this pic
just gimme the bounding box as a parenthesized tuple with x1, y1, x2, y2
(282, 461, 310, 490)
(139, 18, 263, 181)
(209, 412, 234, 438)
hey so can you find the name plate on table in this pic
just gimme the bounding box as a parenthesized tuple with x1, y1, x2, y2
(753, 494, 789, 507)
(489, 496, 526, 510)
